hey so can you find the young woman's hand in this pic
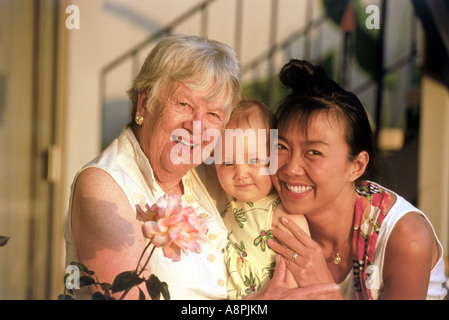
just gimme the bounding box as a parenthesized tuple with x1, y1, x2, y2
(246, 254, 340, 300)
(268, 217, 341, 299)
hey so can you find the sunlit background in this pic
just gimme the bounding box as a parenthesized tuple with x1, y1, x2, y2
(0, 0, 448, 299)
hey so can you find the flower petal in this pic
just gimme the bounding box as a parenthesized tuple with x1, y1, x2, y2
(136, 194, 208, 262)
(136, 204, 155, 222)
(162, 244, 182, 262)
(152, 234, 169, 247)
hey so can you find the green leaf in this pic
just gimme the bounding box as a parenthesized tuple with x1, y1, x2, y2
(70, 262, 94, 275)
(145, 275, 162, 300)
(58, 294, 75, 300)
(138, 287, 146, 300)
(104, 290, 114, 300)
(111, 270, 143, 294)
(79, 275, 95, 287)
(0, 236, 10, 247)
(145, 274, 170, 300)
(160, 282, 170, 300)
(92, 292, 106, 300)
(99, 283, 112, 291)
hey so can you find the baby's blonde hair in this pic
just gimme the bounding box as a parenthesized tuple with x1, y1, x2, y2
(227, 99, 275, 131)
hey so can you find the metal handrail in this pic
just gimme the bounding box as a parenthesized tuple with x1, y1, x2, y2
(99, 0, 419, 140)
(100, 0, 217, 75)
(242, 14, 327, 74)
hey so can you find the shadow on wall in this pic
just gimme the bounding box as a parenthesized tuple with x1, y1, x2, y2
(104, 1, 162, 33)
(103, 98, 131, 149)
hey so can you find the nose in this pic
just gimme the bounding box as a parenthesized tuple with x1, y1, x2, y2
(183, 111, 205, 135)
(281, 153, 306, 177)
(233, 164, 249, 180)
(192, 119, 203, 133)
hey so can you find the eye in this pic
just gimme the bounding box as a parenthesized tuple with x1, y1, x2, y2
(177, 101, 194, 114)
(276, 143, 287, 151)
(249, 158, 259, 164)
(224, 160, 234, 166)
(307, 150, 322, 156)
(208, 112, 224, 124)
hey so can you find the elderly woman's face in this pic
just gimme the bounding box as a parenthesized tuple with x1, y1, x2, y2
(136, 82, 227, 181)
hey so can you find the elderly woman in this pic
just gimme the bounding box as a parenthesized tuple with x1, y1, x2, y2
(264, 59, 447, 300)
(65, 35, 241, 300)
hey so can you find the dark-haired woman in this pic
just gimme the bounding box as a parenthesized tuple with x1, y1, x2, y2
(266, 59, 447, 299)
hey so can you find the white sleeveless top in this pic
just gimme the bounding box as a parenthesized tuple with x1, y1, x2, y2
(64, 127, 228, 300)
(339, 187, 447, 300)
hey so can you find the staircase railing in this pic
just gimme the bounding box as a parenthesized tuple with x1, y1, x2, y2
(99, 0, 218, 148)
(100, 0, 420, 146)
(100, 0, 217, 77)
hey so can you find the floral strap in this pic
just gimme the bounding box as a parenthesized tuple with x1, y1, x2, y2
(352, 181, 391, 300)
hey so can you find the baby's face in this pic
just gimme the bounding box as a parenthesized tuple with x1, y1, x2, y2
(215, 116, 272, 203)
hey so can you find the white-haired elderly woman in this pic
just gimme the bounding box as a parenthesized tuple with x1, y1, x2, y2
(65, 35, 242, 300)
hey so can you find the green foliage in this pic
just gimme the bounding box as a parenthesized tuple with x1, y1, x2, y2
(321, 51, 338, 81)
(145, 274, 170, 300)
(322, 0, 350, 25)
(321, 0, 381, 79)
(241, 76, 290, 111)
(59, 259, 170, 300)
(111, 270, 144, 294)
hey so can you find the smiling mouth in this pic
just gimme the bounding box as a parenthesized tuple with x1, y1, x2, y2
(172, 135, 199, 149)
(286, 183, 313, 194)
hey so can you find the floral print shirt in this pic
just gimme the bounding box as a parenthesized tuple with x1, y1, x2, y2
(222, 194, 280, 299)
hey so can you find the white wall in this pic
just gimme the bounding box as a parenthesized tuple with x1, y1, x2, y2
(64, 0, 205, 214)
(418, 76, 449, 255)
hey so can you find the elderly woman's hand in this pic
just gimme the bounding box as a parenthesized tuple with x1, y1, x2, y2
(268, 217, 339, 294)
(245, 255, 340, 300)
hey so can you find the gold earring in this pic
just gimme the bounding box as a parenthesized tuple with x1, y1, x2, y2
(135, 113, 144, 125)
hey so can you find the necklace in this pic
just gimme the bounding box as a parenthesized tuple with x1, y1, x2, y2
(316, 239, 348, 265)
(332, 252, 343, 265)
(331, 240, 348, 264)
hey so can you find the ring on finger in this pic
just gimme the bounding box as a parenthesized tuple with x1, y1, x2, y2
(290, 252, 298, 261)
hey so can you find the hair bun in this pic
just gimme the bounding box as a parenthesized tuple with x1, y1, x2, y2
(279, 59, 330, 95)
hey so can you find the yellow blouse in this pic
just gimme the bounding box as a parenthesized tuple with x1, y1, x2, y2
(222, 193, 280, 299)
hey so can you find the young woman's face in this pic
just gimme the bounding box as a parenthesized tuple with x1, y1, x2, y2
(272, 112, 360, 215)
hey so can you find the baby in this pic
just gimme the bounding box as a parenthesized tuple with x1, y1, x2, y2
(215, 99, 309, 299)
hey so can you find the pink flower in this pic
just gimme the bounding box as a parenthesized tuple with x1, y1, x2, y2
(136, 194, 207, 262)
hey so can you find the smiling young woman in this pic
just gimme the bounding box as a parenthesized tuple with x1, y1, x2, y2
(265, 59, 447, 300)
